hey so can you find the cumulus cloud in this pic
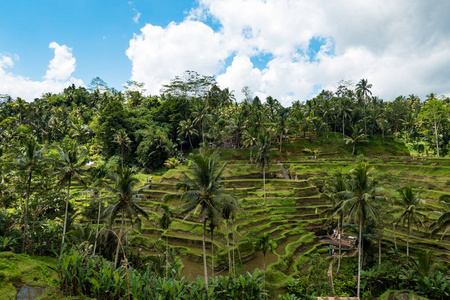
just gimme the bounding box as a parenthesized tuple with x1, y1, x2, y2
(0, 42, 83, 100)
(127, 0, 450, 104)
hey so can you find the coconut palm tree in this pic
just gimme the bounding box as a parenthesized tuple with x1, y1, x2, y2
(53, 140, 88, 246)
(255, 232, 275, 295)
(340, 162, 384, 298)
(338, 97, 353, 139)
(356, 79, 372, 135)
(429, 194, 450, 241)
(14, 138, 43, 253)
(112, 129, 131, 168)
(321, 172, 347, 275)
(163, 150, 233, 291)
(178, 119, 198, 150)
(104, 166, 149, 267)
(254, 134, 271, 205)
(344, 125, 367, 155)
(242, 128, 258, 163)
(219, 196, 241, 276)
(394, 185, 425, 256)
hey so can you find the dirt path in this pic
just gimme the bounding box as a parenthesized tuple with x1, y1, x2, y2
(277, 162, 290, 180)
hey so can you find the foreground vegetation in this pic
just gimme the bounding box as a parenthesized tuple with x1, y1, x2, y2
(1, 73, 449, 299)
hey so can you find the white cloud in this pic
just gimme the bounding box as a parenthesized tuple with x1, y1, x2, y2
(0, 42, 83, 100)
(44, 42, 77, 81)
(132, 8, 141, 24)
(127, 0, 450, 103)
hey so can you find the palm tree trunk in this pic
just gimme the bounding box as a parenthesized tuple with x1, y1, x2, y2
(407, 215, 410, 257)
(93, 198, 101, 256)
(263, 165, 266, 205)
(202, 220, 209, 291)
(211, 228, 215, 278)
(62, 177, 72, 246)
(336, 216, 342, 276)
(357, 217, 362, 298)
(342, 114, 345, 139)
(166, 235, 169, 278)
(115, 208, 125, 268)
(226, 221, 232, 273)
(393, 223, 397, 249)
(279, 134, 282, 152)
(378, 236, 382, 268)
(189, 135, 193, 150)
(23, 171, 32, 253)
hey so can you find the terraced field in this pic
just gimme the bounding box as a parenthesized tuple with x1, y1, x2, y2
(104, 153, 450, 291)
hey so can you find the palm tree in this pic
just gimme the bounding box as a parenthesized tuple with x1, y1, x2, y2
(255, 233, 275, 294)
(14, 138, 43, 253)
(356, 79, 373, 135)
(53, 140, 88, 246)
(429, 194, 450, 241)
(254, 134, 271, 205)
(103, 166, 149, 267)
(338, 97, 353, 139)
(219, 196, 241, 276)
(163, 150, 233, 291)
(159, 204, 173, 278)
(321, 172, 347, 275)
(178, 119, 198, 150)
(276, 114, 289, 152)
(242, 128, 258, 162)
(394, 185, 425, 256)
(192, 101, 211, 144)
(340, 162, 384, 298)
(112, 129, 131, 168)
(344, 125, 367, 155)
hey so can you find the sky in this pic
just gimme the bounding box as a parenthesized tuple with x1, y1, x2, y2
(1, 0, 450, 106)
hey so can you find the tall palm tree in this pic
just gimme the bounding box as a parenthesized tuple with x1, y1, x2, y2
(159, 204, 173, 278)
(276, 114, 289, 152)
(394, 185, 425, 256)
(219, 196, 241, 276)
(14, 138, 43, 253)
(429, 194, 450, 241)
(344, 125, 367, 155)
(103, 166, 149, 267)
(338, 97, 353, 139)
(242, 128, 258, 163)
(178, 119, 198, 150)
(192, 101, 211, 144)
(255, 232, 275, 295)
(340, 163, 384, 298)
(356, 79, 373, 135)
(254, 134, 271, 206)
(321, 172, 347, 275)
(53, 140, 88, 246)
(163, 150, 233, 291)
(112, 129, 131, 168)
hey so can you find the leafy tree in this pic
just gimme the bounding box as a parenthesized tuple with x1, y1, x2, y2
(419, 98, 447, 156)
(394, 185, 425, 256)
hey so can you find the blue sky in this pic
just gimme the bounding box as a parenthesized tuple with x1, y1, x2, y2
(1, 0, 450, 105)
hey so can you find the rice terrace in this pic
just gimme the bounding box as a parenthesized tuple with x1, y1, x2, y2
(1, 1, 450, 299)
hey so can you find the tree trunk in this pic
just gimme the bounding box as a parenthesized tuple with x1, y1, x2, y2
(407, 215, 410, 257)
(211, 228, 215, 278)
(393, 223, 397, 249)
(342, 114, 345, 139)
(23, 171, 32, 253)
(357, 217, 362, 298)
(336, 216, 342, 276)
(189, 135, 193, 150)
(166, 235, 169, 278)
(263, 165, 266, 205)
(202, 220, 209, 291)
(62, 177, 72, 246)
(226, 221, 232, 274)
(115, 208, 125, 268)
(93, 198, 102, 256)
(434, 122, 439, 157)
(279, 134, 282, 152)
(378, 236, 382, 268)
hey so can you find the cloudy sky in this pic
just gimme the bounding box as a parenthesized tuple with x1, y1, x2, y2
(1, 0, 450, 106)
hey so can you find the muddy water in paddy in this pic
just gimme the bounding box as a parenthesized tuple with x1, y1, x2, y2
(180, 251, 278, 280)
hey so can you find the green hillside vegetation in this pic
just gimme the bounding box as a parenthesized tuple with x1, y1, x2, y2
(1, 76, 449, 299)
